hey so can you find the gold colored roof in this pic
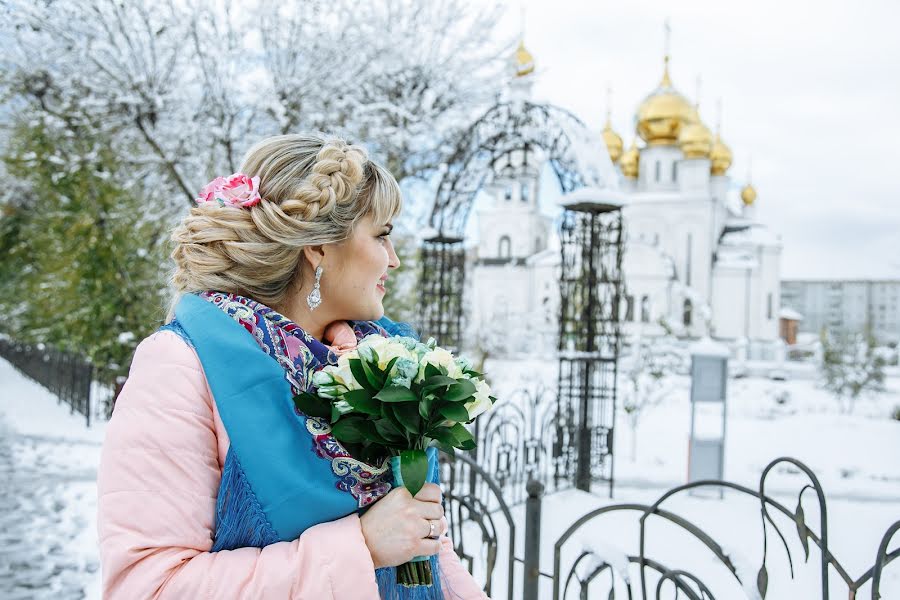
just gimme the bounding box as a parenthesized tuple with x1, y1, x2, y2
(741, 183, 757, 205)
(636, 56, 693, 146)
(679, 106, 712, 159)
(620, 140, 640, 178)
(710, 133, 733, 176)
(515, 40, 535, 77)
(602, 118, 624, 163)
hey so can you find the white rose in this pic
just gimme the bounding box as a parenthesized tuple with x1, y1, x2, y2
(376, 342, 416, 372)
(464, 379, 494, 420)
(418, 347, 463, 380)
(326, 352, 362, 391)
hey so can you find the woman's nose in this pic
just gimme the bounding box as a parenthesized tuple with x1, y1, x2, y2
(387, 239, 400, 269)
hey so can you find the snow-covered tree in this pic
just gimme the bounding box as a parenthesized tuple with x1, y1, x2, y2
(819, 328, 887, 414)
(2, 0, 508, 210)
(619, 334, 683, 460)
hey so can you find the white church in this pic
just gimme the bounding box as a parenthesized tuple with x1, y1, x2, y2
(469, 41, 783, 359)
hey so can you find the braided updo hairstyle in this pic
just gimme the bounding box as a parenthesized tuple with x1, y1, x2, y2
(169, 134, 401, 312)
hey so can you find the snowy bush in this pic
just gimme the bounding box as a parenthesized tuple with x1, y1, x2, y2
(818, 329, 887, 414)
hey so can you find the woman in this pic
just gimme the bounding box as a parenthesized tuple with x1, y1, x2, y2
(97, 134, 488, 599)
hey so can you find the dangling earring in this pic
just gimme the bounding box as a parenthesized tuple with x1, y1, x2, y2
(306, 265, 323, 310)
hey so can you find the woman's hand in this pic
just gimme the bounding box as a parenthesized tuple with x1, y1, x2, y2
(360, 483, 447, 569)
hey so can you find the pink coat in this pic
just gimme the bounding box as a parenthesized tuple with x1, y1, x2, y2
(97, 330, 489, 599)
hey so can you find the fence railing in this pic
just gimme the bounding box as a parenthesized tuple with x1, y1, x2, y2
(0, 337, 96, 427)
(443, 452, 899, 599)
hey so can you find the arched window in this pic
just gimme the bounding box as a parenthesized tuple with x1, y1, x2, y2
(521, 182, 530, 203)
(504, 186, 513, 202)
(625, 295, 635, 321)
(683, 299, 693, 327)
(672, 161, 679, 182)
(640, 296, 650, 323)
(654, 161, 661, 182)
(535, 237, 542, 253)
(498, 235, 511, 259)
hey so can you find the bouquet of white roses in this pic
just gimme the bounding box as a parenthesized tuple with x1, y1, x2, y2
(293, 334, 495, 587)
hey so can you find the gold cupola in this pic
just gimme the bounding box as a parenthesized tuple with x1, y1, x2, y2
(636, 56, 694, 146)
(514, 40, 535, 77)
(709, 132, 733, 176)
(679, 104, 713, 159)
(602, 114, 624, 163)
(620, 140, 640, 178)
(741, 183, 757, 206)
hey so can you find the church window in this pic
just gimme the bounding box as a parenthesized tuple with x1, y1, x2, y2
(673, 161, 679, 182)
(498, 235, 511, 259)
(504, 186, 513, 202)
(654, 161, 661, 182)
(767, 293, 773, 319)
(625, 295, 635, 321)
(640, 296, 650, 323)
(535, 237, 542, 253)
(521, 182, 530, 203)
(683, 299, 693, 327)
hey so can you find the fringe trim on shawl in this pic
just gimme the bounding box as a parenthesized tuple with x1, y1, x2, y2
(211, 448, 280, 552)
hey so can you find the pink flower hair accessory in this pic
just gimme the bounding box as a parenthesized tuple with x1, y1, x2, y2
(195, 173, 263, 208)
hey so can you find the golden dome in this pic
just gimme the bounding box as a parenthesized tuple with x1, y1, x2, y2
(710, 133, 733, 176)
(636, 57, 694, 146)
(514, 40, 535, 77)
(620, 140, 640, 178)
(741, 183, 757, 206)
(679, 106, 713, 159)
(602, 118, 624, 163)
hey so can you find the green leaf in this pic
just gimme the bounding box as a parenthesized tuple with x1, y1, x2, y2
(424, 363, 441, 380)
(343, 389, 380, 415)
(419, 395, 434, 420)
(439, 402, 470, 423)
(331, 404, 341, 424)
(349, 358, 378, 393)
(383, 356, 399, 376)
(421, 375, 458, 391)
(399, 449, 428, 498)
(361, 351, 386, 388)
(293, 392, 331, 419)
(444, 379, 476, 402)
(374, 418, 406, 443)
(450, 423, 476, 450)
(331, 418, 367, 444)
(391, 401, 422, 435)
(429, 438, 456, 457)
(374, 385, 419, 403)
(427, 426, 459, 447)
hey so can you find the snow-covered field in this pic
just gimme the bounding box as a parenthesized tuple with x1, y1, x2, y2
(0, 355, 897, 599)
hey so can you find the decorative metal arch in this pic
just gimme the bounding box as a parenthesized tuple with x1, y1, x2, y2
(417, 100, 615, 349)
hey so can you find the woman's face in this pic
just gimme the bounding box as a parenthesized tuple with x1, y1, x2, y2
(318, 213, 400, 322)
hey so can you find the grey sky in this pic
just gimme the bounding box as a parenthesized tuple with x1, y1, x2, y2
(481, 0, 900, 278)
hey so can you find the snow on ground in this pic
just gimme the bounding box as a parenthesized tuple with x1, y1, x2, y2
(0, 353, 897, 599)
(0, 357, 105, 599)
(477, 357, 900, 598)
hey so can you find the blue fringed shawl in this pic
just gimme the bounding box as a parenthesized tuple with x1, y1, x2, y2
(164, 293, 444, 599)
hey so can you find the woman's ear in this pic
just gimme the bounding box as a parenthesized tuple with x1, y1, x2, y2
(302, 245, 326, 273)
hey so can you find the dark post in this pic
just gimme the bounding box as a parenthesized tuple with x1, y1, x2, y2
(556, 191, 625, 495)
(418, 235, 466, 352)
(523, 478, 544, 600)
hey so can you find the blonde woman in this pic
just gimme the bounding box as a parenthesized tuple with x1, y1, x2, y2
(97, 134, 488, 599)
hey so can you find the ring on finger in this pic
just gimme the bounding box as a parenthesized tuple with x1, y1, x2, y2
(426, 519, 438, 539)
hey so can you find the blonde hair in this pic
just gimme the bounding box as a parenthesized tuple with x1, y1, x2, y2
(169, 133, 401, 315)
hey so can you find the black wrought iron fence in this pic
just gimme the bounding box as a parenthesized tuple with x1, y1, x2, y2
(0, 337, 95, 426)
(443, 450, 899, 600)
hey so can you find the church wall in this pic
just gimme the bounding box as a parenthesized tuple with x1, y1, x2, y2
(711, 266, 753, 339)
